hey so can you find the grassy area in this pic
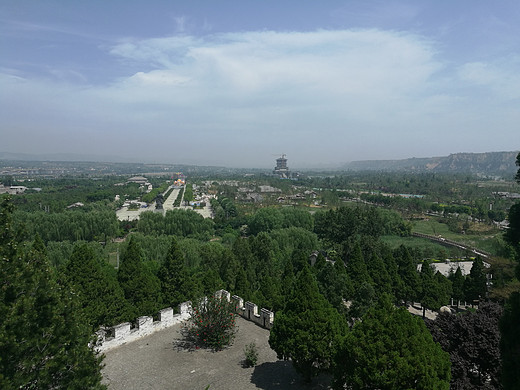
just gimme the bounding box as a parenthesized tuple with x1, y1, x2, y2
(412, 219, 505, 257)
(413, 219, 455, 238)
(380, 235, 462, 260)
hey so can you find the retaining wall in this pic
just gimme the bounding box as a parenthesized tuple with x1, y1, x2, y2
(96, 290, 274, 352)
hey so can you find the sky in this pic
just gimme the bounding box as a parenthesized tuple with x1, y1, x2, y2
(1, 1, 519, 168)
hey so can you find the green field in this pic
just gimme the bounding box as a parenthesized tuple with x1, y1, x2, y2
(380, 235, 458, 260)
(412, 219, 506, 257)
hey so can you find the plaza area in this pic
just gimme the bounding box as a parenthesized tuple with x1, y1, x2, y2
(102, 316, 331, 390)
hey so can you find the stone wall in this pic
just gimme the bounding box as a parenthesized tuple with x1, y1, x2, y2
(96, 290, 274, 352)
(216, 289, 274, 330)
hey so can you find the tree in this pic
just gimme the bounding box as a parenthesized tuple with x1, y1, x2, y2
(232, 237, 255, 291)
(248, 207, 283, 235)
(347, 281, 376, 322)
(464, 256, 487, 303)
(500, 151, 520, 389)
(249, 232, 276, 280)
(500, 292, 520, 389)
(366, 253, 393, 295)
(118, 237, 162, 317)
(316, 261, 353, 311)
(0, 197, 105, 389)
(280, 208, 314, 231)
(449, 267, 466, 305)
(269, 266, 346, 382)
(333, 295, 451, 390)
(419, 260, 451, 317)
(504, 203, 520, 261)
(314, 206, 384, 245)
(64, 243, 129, 329)
(181, 294, 237, 351)
(427, 301, 503, 389)
(515, 151, 520, 184)
(345, 242, 371, 290)
(394, 245, 421, 302)
(434, 271, 452, 308)
(157, 237, 190, 308)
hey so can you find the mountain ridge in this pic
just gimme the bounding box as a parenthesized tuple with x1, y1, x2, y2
(343, 151, 519, 178)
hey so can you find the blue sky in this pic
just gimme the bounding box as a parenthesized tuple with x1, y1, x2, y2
(1, 1, 519, 168)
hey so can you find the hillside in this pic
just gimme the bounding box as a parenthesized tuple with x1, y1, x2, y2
(343, 151, 519, 178)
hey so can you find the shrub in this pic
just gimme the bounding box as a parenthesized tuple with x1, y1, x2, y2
(182, 294, 237, 351)
(244, 342, 259, 367)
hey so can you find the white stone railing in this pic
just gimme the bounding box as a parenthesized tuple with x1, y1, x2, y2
(96, 290, 274, 352)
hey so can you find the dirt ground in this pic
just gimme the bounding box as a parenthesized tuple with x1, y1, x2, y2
(102, 316, 332, 390)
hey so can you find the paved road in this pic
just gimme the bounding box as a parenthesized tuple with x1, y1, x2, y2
(116, 203, 156, 221)
(116, 186, 213, 221)
(102, 317, 331, 390)
(163, 187, 181, 211)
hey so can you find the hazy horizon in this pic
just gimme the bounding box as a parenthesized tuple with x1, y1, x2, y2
(1, 1, 519, 168)
(1, 149, 518, 172)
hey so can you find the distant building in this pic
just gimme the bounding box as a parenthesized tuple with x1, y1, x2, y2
(258, 185, 282, 193)
(0, 184, 27, 195)
(127, 176, 148, 185)
(67, 202, 84, 209)
(417, 260, 490, 277)
(273, 154, 290, 178)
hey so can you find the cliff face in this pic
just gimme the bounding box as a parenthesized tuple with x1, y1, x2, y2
(344, 151, 519, 177)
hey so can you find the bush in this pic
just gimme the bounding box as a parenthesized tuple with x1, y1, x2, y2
(244, 342, 259, 367)
(182, 294, 237, 351)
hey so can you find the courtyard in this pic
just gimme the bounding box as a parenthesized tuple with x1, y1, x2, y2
(102, 316, 331, 390)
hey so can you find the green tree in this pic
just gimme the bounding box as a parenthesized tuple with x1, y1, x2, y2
(449, 267, 466, 305)
(314, 206, 384, 245)
(269, 266, 346, 382)
(158, 237, 190, 308)
(118, 237, 162, 317)
(500, 292, 520, 389)
(0, 197, 105, 389)
(505, 203, 520, 260)
(500, 152, 520, 389)
(463, 256, 487, 303)
(434, 272, 452, 308)
(181, 294, 237, 351)
(366, 252, 393, 295)
(333, 295, 451, 390)
(234, 266, 251, 298)
(420, 260, 440, 317)
(394, 245, 421, 302)
(197, 268, 225, 295)
(248, 207, 283, 235)
(249, 232, 276, 279)
(64, 243, 129, 329)
(345, 242, 371, 290)
(348, 281, 376, 321)
(515, 151, 520, 184)
(280, 208, 314, 231)
(316, 261, 353, 311)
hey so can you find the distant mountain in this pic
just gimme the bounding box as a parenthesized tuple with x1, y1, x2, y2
(343, 151, 519, 178)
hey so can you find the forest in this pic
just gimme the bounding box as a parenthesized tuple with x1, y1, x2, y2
(1, 156, 520, 389)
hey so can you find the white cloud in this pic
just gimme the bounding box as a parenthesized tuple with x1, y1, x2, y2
(105, 29, 446, 120)
(1, 28, 518, 166)
(458, 58, 520, 100)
